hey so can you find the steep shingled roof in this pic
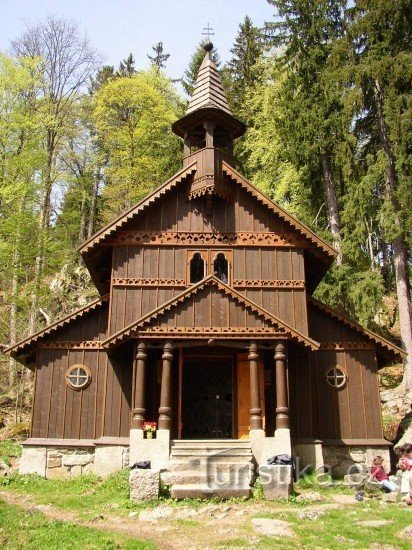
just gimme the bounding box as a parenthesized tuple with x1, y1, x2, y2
(187, 51, 231, 115)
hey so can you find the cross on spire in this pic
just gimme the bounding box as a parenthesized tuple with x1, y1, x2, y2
(202, 23, 215, 41)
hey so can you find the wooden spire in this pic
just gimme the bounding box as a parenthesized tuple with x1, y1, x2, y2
(187, 49, 232, 115)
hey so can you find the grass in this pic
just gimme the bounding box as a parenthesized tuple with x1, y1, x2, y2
(1, 463, 411, 549)
(0, 439, 22, 466)
(0, 499, 156, 549)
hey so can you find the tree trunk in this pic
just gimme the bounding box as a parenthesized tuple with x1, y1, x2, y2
(374, 79, 412, 390)
(29, 133, 55, 333)
(87, 166, 100, 239)
(321, 153, 343, 265)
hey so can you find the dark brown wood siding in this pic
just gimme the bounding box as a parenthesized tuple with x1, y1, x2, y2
(109, 185, 308, 335)
(31, 305, 132, 439)
(289, 304, 384, 441)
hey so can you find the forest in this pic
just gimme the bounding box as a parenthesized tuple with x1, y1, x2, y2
(0, 0, 411, 423)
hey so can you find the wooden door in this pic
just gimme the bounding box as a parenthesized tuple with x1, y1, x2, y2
(237, 353, 265, 439)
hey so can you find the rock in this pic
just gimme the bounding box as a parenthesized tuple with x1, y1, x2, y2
(128, 511, 138, 518)
(130, 469, 160, 502)
(296, 491, 325, 502)
(47, 457, 62, 469)
(382, 492, 398, 503)
(139, 505, 173, 522)
(370, 545, 396, 550)
(251, 518, 294, 537)
(215, 512, 229, 520)
(356, 520, 393, 527)
(332, 494, 359, 505)
(297, 509, 325, 520)
(62, 454, 91, 467)
(397, 525, 412, 539)
(0, 459, 10, 476)
(176, 507, 198, 519)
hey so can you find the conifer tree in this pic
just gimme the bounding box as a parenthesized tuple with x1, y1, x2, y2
(118, 53, 136, 77)
(182, 41, 220, 96)
(226, 16, 263, 113)
(147, 42, 170, 69)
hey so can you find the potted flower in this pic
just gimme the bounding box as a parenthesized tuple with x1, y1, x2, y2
(142, 421, 157, 439)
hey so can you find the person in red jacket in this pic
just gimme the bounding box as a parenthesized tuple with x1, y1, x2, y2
(370, 456, 398, 492)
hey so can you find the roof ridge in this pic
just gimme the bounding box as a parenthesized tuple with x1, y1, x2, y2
(79, 162, 196, 255)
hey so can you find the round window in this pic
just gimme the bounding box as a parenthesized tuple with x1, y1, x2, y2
(65, 364, 91, 390)
(325, 366, 347, 389)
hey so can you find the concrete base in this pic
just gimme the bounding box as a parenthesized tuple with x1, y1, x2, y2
(129, 428, 170, 470)
(94, 445, 129, 478)
(19, 446, 47, 477)
(294, 440, 324, 475)
(250, 429, 292, 465)
(259, 464, 293, 500)
(129, 469, 160, 502)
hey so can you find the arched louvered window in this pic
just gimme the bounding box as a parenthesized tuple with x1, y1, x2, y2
(213, 252, 229, 284)
(190, 252, 205, 284)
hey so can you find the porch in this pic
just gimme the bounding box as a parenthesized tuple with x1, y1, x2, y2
(129, 340, 291, 475)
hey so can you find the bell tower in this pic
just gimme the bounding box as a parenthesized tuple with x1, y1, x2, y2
(172, 41, 245, 203)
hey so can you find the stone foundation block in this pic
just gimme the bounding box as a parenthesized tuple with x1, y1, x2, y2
(129, 469, 160, 502)
(259, 464, 293, 500)
(46, 466, 70, 480)
(94, 446, 128, 477)
(19, 447, 47, 477)
(47, 457, 62, 469)
(62, 452, 93, 467)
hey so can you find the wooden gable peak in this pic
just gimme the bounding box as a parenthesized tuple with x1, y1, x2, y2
(103, 275, 319, 350)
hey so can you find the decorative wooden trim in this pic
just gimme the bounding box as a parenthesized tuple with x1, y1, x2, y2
(233, 279, 305, 289)
(112, 278, 186, 288)
(318, 342, 376, 351)
(222, 161, 337, 259)
(108, 231, 309, 248)
(308, 297, 405, 358)
(136, 328, 285, 339)
(103, 274, 320, 350)
(38, 341, 103, 350)
(6, 295, 108, 355)
(79, 163, 197, 254)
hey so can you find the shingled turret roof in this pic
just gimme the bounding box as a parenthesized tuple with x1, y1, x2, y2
(187, 50, 231, 115)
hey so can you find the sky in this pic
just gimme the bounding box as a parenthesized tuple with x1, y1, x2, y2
(0, 0, 275, 81)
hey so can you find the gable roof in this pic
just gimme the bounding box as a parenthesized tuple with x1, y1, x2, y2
(103, 274, 320, 350)
(308, 296, 406, 362)
(222, 163, 337, 260)
(79, 162, 196, 256)
(5, 294, 109, 361)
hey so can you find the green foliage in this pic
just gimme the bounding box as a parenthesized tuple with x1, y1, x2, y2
(0, 440, 22, 466)
(93, 69, 183, 222)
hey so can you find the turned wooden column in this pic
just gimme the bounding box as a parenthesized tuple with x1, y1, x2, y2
(275, 341, 289, 429)
(158, 341, 173, 430)
(132, 341, 147, 428)
(249, 342, 263, 430)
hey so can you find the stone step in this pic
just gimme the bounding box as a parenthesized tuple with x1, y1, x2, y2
(162, 466, 254, 486)
(170, 448, 252, 458)
(172, 439, 251, 448)
(167, 459, 253, 473)
(170, 484, 251, 499)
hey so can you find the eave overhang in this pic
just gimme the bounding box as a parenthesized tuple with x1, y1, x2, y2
(308, 296, 406, 366)
(4, 295, 109, 366)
